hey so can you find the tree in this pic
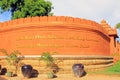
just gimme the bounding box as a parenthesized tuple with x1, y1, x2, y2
(116, 23, 120, 29)
(0, 0, 53, 19)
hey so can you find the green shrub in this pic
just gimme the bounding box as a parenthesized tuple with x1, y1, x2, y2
(6, 71, 13, 77)
(46, 72, 54, 79)
(39, 52, 60, 73)
(40, 52, 55, 68)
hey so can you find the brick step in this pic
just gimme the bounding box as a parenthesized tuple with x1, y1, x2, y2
(0, 55, 113, 74)
(0, 59, 113, 67)
(7, 62, 113, 74)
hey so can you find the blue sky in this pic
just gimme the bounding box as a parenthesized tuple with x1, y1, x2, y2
(0, 0, 120, 28)
(0, 11, 11, 22)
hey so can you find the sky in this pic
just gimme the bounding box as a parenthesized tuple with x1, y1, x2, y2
(0, 0, 120, 28)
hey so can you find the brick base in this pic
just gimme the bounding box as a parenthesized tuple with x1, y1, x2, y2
(0, 55, 113, 75)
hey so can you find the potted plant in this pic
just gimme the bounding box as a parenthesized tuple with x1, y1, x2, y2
(39, 52, 60, 78)
(0, 49, 23, 77)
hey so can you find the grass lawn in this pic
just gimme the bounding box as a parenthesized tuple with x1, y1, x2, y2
(89, 60, 120, 75)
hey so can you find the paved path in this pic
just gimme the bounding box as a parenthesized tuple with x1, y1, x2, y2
(1, 74, 120, 80)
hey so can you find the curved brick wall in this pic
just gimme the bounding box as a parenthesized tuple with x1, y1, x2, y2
(0, 16, 110, 56)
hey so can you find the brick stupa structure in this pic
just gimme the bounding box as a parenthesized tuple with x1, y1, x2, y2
(0, 16, 119, 73)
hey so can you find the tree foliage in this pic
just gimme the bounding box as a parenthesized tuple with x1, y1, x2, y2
(116, 23, 120, 29)
(0, 0, 53, 19)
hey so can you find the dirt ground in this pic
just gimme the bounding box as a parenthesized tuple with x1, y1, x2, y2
(1, 74, 120, 80)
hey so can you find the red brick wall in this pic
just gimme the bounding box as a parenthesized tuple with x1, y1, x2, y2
(0, 16, 110, 56)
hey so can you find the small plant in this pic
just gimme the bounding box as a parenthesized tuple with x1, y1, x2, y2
(0, 49, 24, 76)
(6, 71, 13, 77)
(46, 71, 54, 79)
(39, 52, 60, 74)
(40, 52, 55, 68)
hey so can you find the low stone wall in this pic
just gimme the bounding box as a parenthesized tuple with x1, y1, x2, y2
(0, 55, 113, 75)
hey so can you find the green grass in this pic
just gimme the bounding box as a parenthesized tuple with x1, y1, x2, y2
(89, 61, 120, 75)
(104, 60, 120, 74)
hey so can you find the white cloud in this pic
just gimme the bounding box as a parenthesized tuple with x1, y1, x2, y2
(0, 0, 120, 27)
(49, 0, 120, 27)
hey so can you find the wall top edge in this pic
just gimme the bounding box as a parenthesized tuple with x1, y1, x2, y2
(0, 16, 109, 36)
